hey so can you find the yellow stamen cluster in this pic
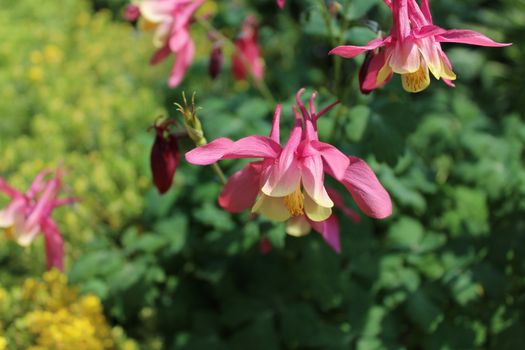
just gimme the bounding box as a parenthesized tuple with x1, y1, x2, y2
(283, 187, 305, 216)
(401, 64, 430, 93)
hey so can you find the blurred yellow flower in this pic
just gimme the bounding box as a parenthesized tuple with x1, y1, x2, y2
(0, 337, 7, 350)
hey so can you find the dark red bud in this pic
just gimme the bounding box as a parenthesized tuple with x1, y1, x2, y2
(150, 125, 180, 194)
(208, 45, 223, 80)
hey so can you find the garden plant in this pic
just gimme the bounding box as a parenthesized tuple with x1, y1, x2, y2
(0, 0, 524, 349)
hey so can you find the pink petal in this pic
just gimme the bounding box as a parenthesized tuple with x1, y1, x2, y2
(342, 156, 392, 219)
(261, 121, 302, 196)
(42, 218, 64, 271)
(269, 105, 281, 144)
(310, 215, 341, 253)
(436, 29, 511, 47)
(185, 138, 234, 165)
(276, 0, 285, 9)
(27, 171, 52, 198)
(150, 45, 171, 65)
(413, 25, 447, 39)
(329, 38, 387, 58)
(25, 175, 60, 231)
(185, 136, 281, 165)
(301, 155, 333, 208)
(420, 0, 433, 23)
(219, 162, 262, 213)
(0, 178, 22, 199)
(168, 39, 195, 87)
(394, 0, 411, 39)
(407, 0, 431, 27)
(359, 49, 393, 93)
(169, 30, 190, 52)
(310, 141, 350, 181)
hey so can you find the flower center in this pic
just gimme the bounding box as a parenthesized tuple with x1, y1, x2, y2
(283, 187, 304, 217)
(401, 64, 430, 93)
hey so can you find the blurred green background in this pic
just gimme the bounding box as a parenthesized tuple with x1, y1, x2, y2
(0, 0, 524, 349)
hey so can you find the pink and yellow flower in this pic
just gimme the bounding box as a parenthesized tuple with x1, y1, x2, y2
(138, 0, 204, 87)
(186, 89, 392, 251)
(0, 169, 76, 271)
(330, 0, 511, 93)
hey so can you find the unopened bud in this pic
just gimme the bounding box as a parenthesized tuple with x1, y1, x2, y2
(150, 121, 180, 194)
(208, 45, 223, 80)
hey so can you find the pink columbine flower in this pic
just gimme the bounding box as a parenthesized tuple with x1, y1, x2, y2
(0, 169, 76, 271)
(185, 89, 392, 252)
(232, 16, 265, 81)
(330, 0, 511, 93)
(276, 0, 285, 9)
(138, 0, 204, 87)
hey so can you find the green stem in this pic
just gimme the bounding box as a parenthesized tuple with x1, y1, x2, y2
(211, 163, 227, 185)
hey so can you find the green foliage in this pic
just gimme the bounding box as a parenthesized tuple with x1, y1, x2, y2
(1, 0, 525, 349)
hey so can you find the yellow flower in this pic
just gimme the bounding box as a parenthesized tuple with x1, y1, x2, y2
(0, 337, 7, 350)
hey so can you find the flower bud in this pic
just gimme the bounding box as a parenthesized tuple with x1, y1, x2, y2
(208, 45, 223, 80)
(150, 122, 180, 194)
(123, 4, 141, 23)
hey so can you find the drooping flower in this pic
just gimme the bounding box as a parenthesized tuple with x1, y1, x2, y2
(150, 120, 180, 194)
(138, 0, 204, 87)
(232, 16, 265, 81)
(0, 169, 76, 271)
(276, 0, 285, 9)
(185, 89, 392, 252)
(330, 0, 511, 93)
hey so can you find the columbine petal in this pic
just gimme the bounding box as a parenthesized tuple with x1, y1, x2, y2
(310, 215, 341, 253)
(252, 194, 291, 222)
(261, 121, 302, 197)
(186, 136, 281, 165)
(329, 38, 387, 58)
(0, 178, 21, 199)
(286, 216, 311, 237)
(342, 157, 392, 219)
(168, 39, 195, 87)
(311, 141, 350, 180)
(42, 218, 64, 271)
(219, 162, 262, 213)
(436, 29, 512, 47)
(150, 45, 171, 65)
(269, 105, 282, 144)
(301, 155, 333, 208)
(303, 190, 332, 222)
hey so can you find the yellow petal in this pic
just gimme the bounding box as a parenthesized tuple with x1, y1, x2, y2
(304, 192, 332, 222)
(286, 216, 311, 237)
(252, 194, 291, 222)
(401, 65, 430, 93)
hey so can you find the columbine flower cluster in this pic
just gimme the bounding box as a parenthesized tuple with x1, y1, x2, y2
(0, 169, 75, 270)
(186, 89, 392, 251)
(330, 0, 510, 93)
